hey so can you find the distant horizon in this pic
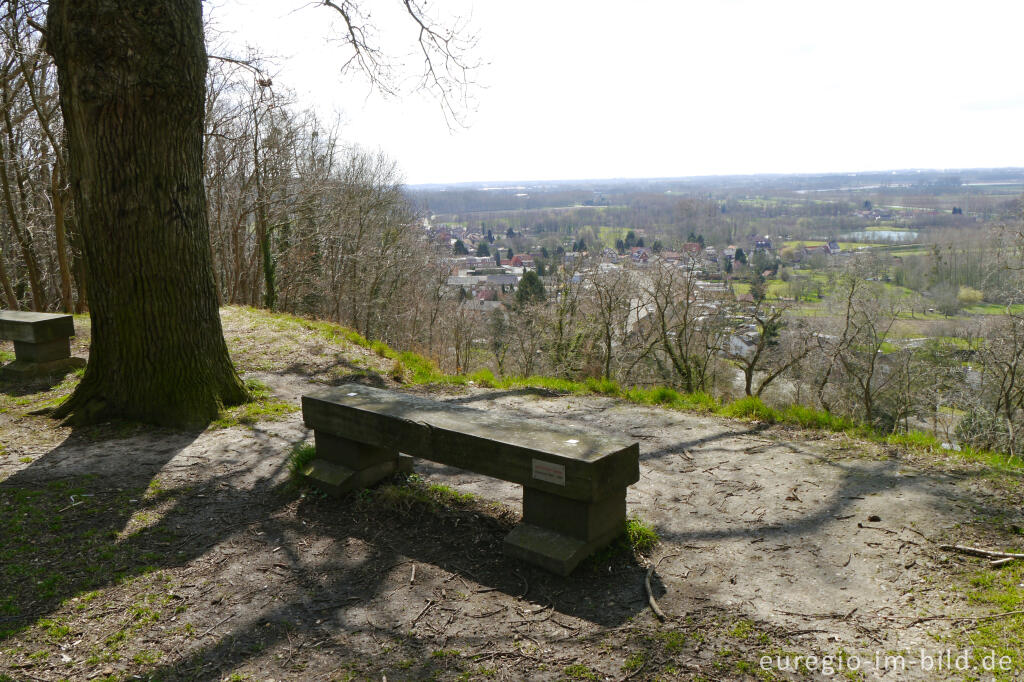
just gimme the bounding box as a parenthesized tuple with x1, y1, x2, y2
(406, 165, 1024, 190)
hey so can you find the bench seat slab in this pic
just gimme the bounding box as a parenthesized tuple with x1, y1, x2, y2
(0, 311, 75, 344)
(302, 385, 639, 502)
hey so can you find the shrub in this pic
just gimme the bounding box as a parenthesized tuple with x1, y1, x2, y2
(955, 409, 1011, 453)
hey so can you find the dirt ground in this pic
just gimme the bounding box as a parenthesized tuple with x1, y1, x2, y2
(1, 307, 1023, 681)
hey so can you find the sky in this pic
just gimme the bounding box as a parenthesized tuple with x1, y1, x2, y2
(207, 0, 1024, 185)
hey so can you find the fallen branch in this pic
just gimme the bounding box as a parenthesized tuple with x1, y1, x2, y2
(412, 599, 435, 625)
(645, 564, 666, 621)
(940, 544, 1024, 560)
(645, 554, 679, 621)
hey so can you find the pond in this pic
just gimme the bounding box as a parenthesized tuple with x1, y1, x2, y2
(840, 230, 918, 242)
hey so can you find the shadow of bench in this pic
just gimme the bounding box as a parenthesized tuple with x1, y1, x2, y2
(301, 384, 640, 575)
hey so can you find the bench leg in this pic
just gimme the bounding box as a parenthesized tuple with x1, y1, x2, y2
(2, 339, 84, 378)
(504, 487, 627, 576)
(301, 431, 401, 496)
(14, 338, 71, 363)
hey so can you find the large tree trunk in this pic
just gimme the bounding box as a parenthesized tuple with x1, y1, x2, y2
(47, 0, 247, 427)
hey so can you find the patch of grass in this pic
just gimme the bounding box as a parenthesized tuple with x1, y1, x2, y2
(625, 518, 658, 554)
(288, 442, 317, 481)
(621, 651, 646, 672)
(624, 386, 718, 412)
(584, 377, 621, 396)
(37, 617, 70, 641)
(211, 378, 298, 428)
(657, 630, 687, 652)
(374, 475, 478, 514)
(426, 483, 477, 506)
(397, 351, 450, 385)
(729, 619, 755, 639)
(718, 396, 778, 423)
(954, 562, 1024, 679)
(562, 663, 599, 680)
(780, 404, 854, 431)
(884, 430, 943, 451)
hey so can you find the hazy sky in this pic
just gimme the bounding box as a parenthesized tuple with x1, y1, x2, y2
(208, 0, 1024, 185)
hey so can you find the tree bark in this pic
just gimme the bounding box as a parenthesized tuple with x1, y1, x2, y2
(47, 0, 247, 427)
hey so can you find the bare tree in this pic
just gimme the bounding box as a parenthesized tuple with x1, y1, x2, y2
(637, 258, 728, 393)
(584, 265, 641, 381)
(725, 298, 813, 398)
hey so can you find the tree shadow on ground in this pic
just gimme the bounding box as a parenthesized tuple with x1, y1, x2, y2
(0, 420, 653, 680)
(440, 387, 582, 404)
(281, 357, 390, 386)
(126, 482, 657, 681)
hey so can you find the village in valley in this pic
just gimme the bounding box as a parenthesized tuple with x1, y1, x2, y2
(419, 169, 1015, 390)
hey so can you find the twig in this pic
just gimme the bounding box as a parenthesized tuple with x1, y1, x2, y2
(991, 557, 1019, 568)
(200, 613, 235, 638)
(410, 563, 416, 585)
(940, 544, 1024, 560)
(412, 599, 435, 625)
(903, 526, 931, 541)
(857, 523, 896, 535)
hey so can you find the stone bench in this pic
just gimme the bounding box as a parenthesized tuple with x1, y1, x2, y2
(301, 384, 640, 575)
(0, 311, 84, 377)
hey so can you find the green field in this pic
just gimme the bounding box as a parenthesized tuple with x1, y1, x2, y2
(964, 303, 1024, 315)
(596, 226, 629, 249)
